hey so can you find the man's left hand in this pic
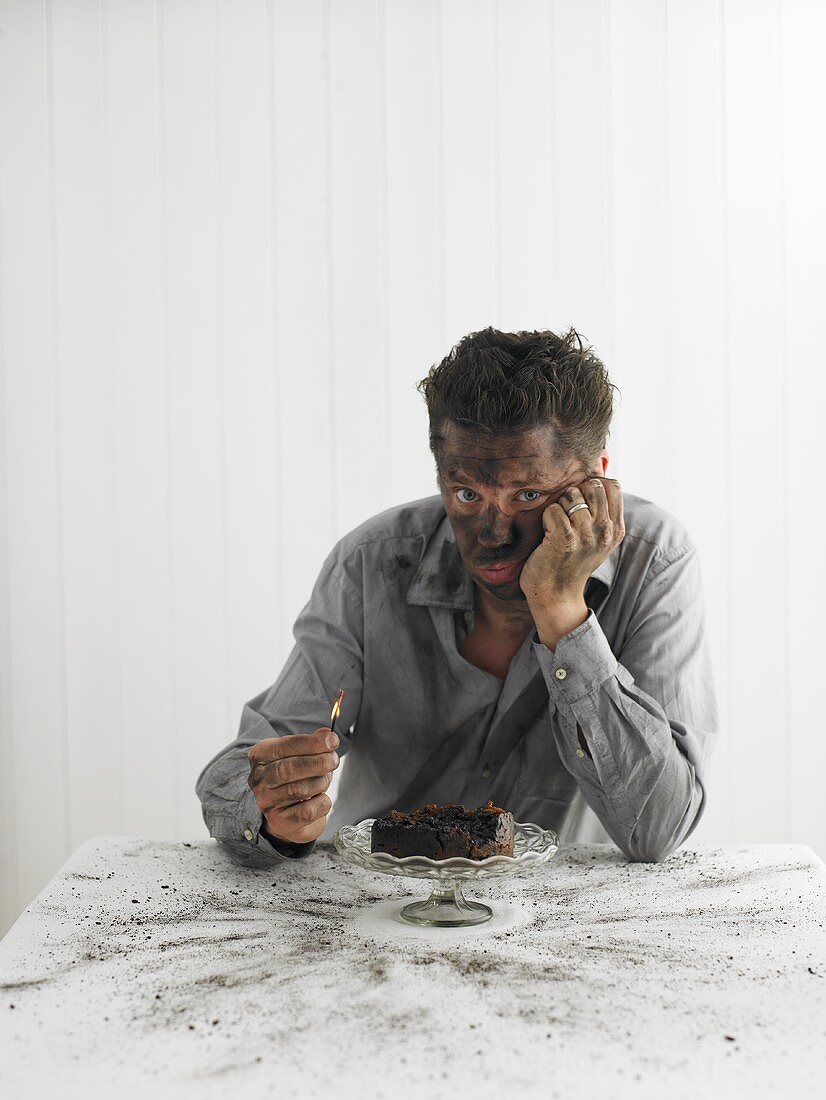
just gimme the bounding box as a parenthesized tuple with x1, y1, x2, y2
(519, 476, 625, 610)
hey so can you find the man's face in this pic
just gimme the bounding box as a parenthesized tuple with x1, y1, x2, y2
(435, 421, 607, 603)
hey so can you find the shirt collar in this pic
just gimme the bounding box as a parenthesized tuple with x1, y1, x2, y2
(405, 508, 619, 611)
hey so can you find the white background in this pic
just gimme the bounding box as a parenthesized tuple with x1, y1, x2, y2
(1, 0, 824, 938)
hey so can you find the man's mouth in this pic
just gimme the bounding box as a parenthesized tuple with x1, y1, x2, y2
(476, 559, 523, 583)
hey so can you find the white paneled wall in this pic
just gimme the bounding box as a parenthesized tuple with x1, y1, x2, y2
(1, 0, 824, 937)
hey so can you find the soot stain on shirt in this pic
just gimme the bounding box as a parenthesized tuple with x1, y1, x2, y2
(439, 539, 466, 595)
(417, 540, 468, 598)
(381, 553, 414, 584)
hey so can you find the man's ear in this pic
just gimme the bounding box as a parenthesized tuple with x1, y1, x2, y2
(597, 449, 609, 476)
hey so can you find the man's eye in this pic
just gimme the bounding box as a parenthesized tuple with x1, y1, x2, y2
(455, 488, 544, 504)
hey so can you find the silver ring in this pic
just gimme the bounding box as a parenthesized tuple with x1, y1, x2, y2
(565, 502, 590, 517)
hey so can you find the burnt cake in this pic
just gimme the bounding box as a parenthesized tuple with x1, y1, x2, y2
(370, 800, 515, 861)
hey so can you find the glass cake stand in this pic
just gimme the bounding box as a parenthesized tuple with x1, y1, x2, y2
(332, 820, 559, 927)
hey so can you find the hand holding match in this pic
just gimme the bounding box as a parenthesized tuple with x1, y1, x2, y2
(247, 727, 341, 845)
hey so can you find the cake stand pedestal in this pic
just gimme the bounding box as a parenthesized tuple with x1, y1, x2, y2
(399, 878, 493, 927)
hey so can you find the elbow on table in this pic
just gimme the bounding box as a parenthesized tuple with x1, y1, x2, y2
(622, 812, 701, 863)
(620, 764, 707, 864)
(623, 836, 680, 864)
(623, 790, 706, 864)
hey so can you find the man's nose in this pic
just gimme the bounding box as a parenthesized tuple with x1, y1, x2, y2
(477, 507, 516, 548)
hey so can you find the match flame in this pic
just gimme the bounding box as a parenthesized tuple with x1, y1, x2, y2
(330, 688, 344, 727)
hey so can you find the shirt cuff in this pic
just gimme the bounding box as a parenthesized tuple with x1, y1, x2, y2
(531, 607, 628, 703)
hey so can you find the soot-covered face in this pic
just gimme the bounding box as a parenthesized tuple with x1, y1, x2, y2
(435, 421, 605, 604)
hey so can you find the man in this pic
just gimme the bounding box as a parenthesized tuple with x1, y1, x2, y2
(196, 327, 718, 865)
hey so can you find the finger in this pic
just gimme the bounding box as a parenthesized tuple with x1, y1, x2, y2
(580, 477, 613, 548)
(580, 477, 608, 517)
(248, 728, 336, 768)
(557, 484, 590, 525)
(274, 791, 332, 828)
(265, 813, 327, 846)
(603, 478, 625, 531)
(254, 750, 339, 789)
(543, 501, 577, 549)
(248, 748, 339, 793)
(260, 771, 333, 812)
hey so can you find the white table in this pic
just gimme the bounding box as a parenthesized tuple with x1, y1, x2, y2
(1, 837, 824, 1099)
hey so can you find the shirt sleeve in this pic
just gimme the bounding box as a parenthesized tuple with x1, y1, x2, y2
(194, 544, 364, 867)
(531, 542, 719, 863)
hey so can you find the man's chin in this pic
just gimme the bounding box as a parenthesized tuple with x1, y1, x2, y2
(478, 575, 527, 601)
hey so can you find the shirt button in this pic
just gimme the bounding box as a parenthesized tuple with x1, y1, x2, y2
(555, 668, 567, 680)
(481, 767, 492, 778)
(243, 829, 254, 842)
(576, 749, 586, 758)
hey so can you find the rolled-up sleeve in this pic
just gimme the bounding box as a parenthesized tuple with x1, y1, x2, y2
(195, 544, 364, 866)
(532, 542, 718, 863)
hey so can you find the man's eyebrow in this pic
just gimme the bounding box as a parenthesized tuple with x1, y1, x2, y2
(508, 478, 559, 489)
(444, 469, 580, 491)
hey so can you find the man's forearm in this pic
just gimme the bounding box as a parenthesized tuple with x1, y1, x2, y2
(530, 606, 711, 863)
(553, 681, 705, 862)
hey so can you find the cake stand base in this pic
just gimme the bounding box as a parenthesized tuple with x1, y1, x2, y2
(398, 879, 493, 927)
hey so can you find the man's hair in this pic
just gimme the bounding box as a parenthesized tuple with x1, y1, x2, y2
(416, 326, 618, 470)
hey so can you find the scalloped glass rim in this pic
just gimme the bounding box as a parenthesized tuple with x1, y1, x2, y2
(332, 818, 559, 881)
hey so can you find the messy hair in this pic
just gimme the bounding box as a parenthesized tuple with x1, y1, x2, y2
(416, 326, 618, 470)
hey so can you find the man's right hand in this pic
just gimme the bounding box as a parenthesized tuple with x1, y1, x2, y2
(247, 728, 341, 845)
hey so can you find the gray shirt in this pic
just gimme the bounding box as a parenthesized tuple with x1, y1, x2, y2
(195, 491, 718, 866)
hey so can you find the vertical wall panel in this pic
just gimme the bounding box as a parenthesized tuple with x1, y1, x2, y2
(108, 0, 176, 836)
(495, 0, 555, 330)
(608, 0, 670, 505)
(441, 0, 497, 339)
(271, 0, 334, 648)
(384, 0, 442, 505)
(0, 0, 71, 928)
(0, 128, 13, 935)
(662, 0, 729, 846)
(51, 0, 122, 845)
(215, 0, 282, 733)
(161, 0, 228, 836)
(724, 0, 786, 843)
(550, 0, 615, 454)
(782, 0, 826, 848)
(328, 0, 388, 534)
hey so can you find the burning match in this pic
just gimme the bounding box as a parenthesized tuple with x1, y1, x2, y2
(329, 688, 345, 734)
